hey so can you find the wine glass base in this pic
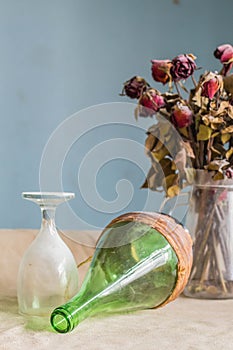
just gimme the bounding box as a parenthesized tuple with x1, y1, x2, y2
(22, 192, 75, 206)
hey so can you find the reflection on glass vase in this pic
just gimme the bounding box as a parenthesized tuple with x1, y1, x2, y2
(17, 192, 79, 317)
(184, 171, 233, 299)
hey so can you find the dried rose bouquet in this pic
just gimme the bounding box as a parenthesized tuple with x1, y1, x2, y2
(121, 44, 233, 298)
(121, 44, 233, 196)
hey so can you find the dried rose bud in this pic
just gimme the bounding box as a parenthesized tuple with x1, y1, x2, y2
(220, 46, 233, 64)
(201, 73, 223, 99)
(201, 78, 219, 99)
(151, 59, 172, 84)
(226, 169, 233, 179)
(214, 44, 233, 76)
(214, 44, 233, 61)
(171, 103, 193, 128)
(170, 54, 197, 81)
(138, 88, 165, 117)
(121, 76, 149, 99)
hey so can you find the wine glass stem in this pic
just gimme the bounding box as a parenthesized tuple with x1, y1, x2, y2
(41, 207, 56, 232)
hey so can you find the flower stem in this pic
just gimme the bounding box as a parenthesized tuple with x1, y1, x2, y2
(187, 126, 200, 168)
(191, 75, 197, 88)
(174, 81, 182, 98)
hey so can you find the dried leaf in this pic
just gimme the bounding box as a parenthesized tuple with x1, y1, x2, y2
(156, 121, 174, 144)
(154, 120, 172, 136)
(197, 124, 213, 141)
(211, 117, 225, 124)
(213, 172, 225, 180)
(167, 185, 181, 198)
(226, 148, 233, 160)
(179, 127, 189, 138)
(229, 107, 233, 119)
(223, 74, 233, 95)
(211, 131, 220, 138)
(182, 141, 195, 158)
(162, 174, 179, 194)
(173, 147, 187, 175)
(202, 116, 225, 130)
(212, 100, 231, 116)
(147, 124, 160, 136)
(153, 140, 164, 152)
(191, 87, 203, 112)
(202, 115, 210, 126)
(163, 93, 181, 112)
(159, 158, 176, 177)
(221, 133, 231, 144)
(205, 159, 230, 171)
(141, 178, 148, 189)
(185, 168, 196, 184)
(211, 143, 226, 156)
(171, 161, 177, 171)
(229, 154, 233, 165)
(221, 125, 233, 134)
(145, 134, 157, 151)
(141, 166, 163, 190)
(151, 146, 169, 162)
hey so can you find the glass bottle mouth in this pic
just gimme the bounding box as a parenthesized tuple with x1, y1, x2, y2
(50, 308, 74, 333)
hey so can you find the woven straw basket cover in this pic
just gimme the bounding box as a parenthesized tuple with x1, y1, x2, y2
(105, 212, 193, 308)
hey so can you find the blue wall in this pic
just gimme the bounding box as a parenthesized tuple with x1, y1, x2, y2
(1, 0, 232, 229)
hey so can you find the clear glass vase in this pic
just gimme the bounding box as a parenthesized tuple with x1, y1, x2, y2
(184, 171, 233, 299)
(17, 192, 79, 317)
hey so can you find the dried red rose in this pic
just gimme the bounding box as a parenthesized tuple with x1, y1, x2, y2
(214, 44, 233, 76)
(171, 54, 197, 81)
(138, 88, 165, 117)
(151, 59, 172, 84)
(171, 103, 193, 128)
(201, 78, 219, 99)
(122, 76, 149, 99)
(201, 73, 223, 99)
(214, 44, 233, 61)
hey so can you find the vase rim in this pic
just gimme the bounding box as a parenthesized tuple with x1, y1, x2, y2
(194, 170, 233, 188)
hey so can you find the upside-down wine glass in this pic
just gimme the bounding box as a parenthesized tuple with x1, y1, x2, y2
(17, 192, 79, 317)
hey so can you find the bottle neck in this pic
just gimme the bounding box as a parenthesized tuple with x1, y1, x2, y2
(51, 292, 94, 333)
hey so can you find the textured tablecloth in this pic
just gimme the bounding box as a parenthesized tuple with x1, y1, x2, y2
(0, 230, 233, 350)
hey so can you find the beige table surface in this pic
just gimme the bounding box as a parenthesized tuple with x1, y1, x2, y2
(0, 229, 233, 350)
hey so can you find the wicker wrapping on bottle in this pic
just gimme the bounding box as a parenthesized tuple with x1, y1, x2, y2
(107, 212, 193, 308)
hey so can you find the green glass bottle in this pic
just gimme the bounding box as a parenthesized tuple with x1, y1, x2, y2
(51, 212, 192, 333)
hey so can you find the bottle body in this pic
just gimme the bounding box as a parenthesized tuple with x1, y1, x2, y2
(51, 218, 179, 332)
